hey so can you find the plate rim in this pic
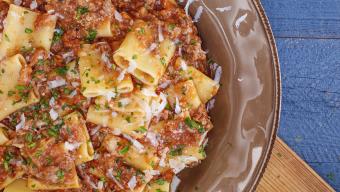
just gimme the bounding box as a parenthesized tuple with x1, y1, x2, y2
(248, 0, 282, 191)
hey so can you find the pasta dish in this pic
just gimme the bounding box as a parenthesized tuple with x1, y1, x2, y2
(0, 0, 220, 191)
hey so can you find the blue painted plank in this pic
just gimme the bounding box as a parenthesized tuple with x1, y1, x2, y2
(261, 0, 340, 38)
(276, 38, 340, 190)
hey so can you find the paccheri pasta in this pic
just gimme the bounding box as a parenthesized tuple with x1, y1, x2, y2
(0, 0, 220, 191)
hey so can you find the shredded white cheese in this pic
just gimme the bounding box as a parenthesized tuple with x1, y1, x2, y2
(49, 108, 59, 121)
(64, 142, 82, 151)
(71, 82, 80, 87)
(146, 43, 158, 53)
(206, 98, 216, 111)
(107, 168, 124, 189)
(49, 97, 55, 106)
(47, 9, 55, 14)
(144, 170, 160, 177)
(151, 92, 167, 116)
(235, 13, 248, 29)
(55, 13, 65, 19)
(114, 10, 123, 22)
(14, 0, 22, 5)
(15, 114, 25, 131)
(62, 51, 74, 59)
(30, 0, 38, 9)
(158, 24, 164, 42)
(119, 98, 131, 107)
(127, 60, 138, 73)
(68, 90, 77, 98)
(90, 126, 101, 136)
(103, 91, 116, 101)
(216, 6, 232, 12)
(180, 60, 188, 71)
(117, 69, 126, 82)
(199, 131, 208, 146)
(175, 97, 181, 114)
(141, 88, 157, 97)
(169, 159, 186, 174)
(146, 132, 159, 147)
(48, 78, 66, 89)
(169, 156, 199, 174)
(97, 181, 104, 190)
(193, 6, 204, 22)
(159, 147, 169, 167)
(184, 0, 195, 15)
(214, 65, 222, 84)
(159, 80, 171, 89)
(123, 134, 145, 153)
(170, 176, 181, 192)
(111, 111, 118, 117)
(128, 176, 137, 190)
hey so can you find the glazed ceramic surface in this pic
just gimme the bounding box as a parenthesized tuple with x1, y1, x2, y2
(177, 0, 281, 191)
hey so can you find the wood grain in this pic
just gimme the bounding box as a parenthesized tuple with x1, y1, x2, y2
(257, 138, 334, 192)
(261, 0, 340, 38)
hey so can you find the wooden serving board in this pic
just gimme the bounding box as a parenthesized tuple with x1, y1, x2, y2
(256, 138, 335, 192)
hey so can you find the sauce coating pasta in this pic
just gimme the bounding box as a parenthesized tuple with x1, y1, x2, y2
(0, 0, 220, 191)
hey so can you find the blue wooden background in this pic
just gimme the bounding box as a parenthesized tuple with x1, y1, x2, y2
(261, 0, 340, 190)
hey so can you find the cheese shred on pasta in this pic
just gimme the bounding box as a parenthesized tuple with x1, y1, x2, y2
(0, 1, 220, 191)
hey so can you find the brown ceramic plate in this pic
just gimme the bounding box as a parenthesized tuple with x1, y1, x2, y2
(177, 0, 281, 191)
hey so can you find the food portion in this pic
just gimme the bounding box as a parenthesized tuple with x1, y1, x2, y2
(0, 0, 220, 191)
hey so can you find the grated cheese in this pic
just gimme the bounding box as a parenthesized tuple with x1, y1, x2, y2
(216, 6, 232, 12)
(64, 142, 82, 151)
(114, 10, 123, 22)
(158, 24, 164, 42)
(14, 0, 22, 5)
(30, 0, 38, 9)
(117, 69, 126, 82)
(170, 176, 181, 192)
(159, 147, 169, 167)
(123, 134, 145, 153)
(184, 0, 195, 15)
(235, 13, 248, 29)
(107, 168, 124, 189)
(49, 97, 55, 106)
(15, 114, 25, 131)
(49, 108, 59, 121)
(141, 88, 157, 97)
(48, 78, 66, 89)
(180, 60, 188, 71)
(146, 132, 159, 147)
(127, 60, 138, 73)
(193, 6, 203, 22)
(175, 97, 181, 114)
(214, 65, 222, 84)
(128, 176, 137, 190)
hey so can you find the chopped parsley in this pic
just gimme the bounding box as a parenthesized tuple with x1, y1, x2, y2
(56, 169, 65, 180)
(25, 28, 33, 34)
(119, 145, 129, 155)
(169, 145, 184, 156)
(184, 117, 205, 133)
(52, 28, 64, 45)
(4, 34, 10, 42)
(138, 27, 145, 35)
(137, 126, 147, 133)
(85, 29, 97, 43)
(168, 23, 176, 31)
(3, 151, 13, 171)
(155, 179, 165, 185)
(55, 66, 68, 76)
(160, 57, 166, 66)
(76, 6, 89, 19)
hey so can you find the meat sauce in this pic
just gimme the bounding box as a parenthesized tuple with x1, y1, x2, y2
(0, 0, 216, 191)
